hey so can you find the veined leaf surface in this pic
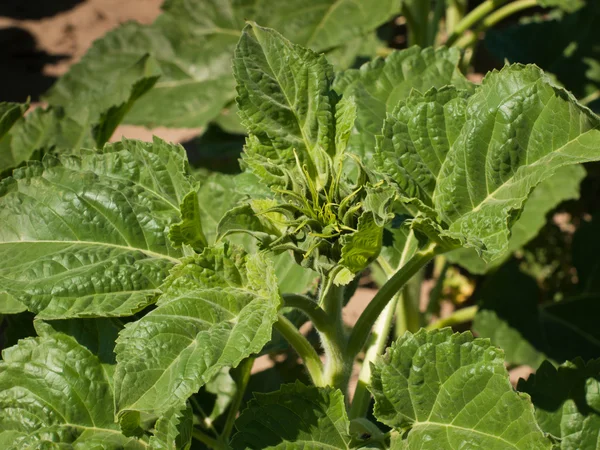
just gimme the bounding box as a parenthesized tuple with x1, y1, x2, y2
(114, 244, 280, 421)
(335, 46, 473, 158)
(371, 328, 551, 449)
(230, 381, 352, 449)
(0, 138, 191, 319)
(0, 332, 145, 449)
(377, 65, 600, 261)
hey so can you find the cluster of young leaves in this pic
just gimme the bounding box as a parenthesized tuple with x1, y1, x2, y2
(2, 8, 600, 449)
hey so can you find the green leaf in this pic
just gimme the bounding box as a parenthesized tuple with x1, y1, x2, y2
(447, 164, 586, 274)
(0, 56, 160, 177)
(485, 3, 600, 108)
(45, 0, 398, 129)
(0, 138, 191, 319)
(371, 328, 551, 449)
(0, 292, 27, 314)
(473, 260, 600, 366)
(114, 244, 281, 422)
(335, 46, 473, 159)
(518, 359, 600, 448)
(339, 213, 383, 275)
(230, 381, 352, 449)
(0, 102, 27, 141)
(378, 64, 600, 262)
(234, 22, 337, 186)
(0, 332, 144, 449)
(169, 191, 208, 252)
(149, 404, 193, 450)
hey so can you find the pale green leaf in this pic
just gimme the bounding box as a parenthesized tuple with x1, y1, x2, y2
(230, 381, 352, 449)
(371, 328, 551, 449)
(46, 0, 398, 129)
(0, 293, 27, 314)
(0, 333, 145, 449)
(518, 359, 600, 449)
(447, 164, 586, 274)
(0, 138, 191, 319)
(335, 46, 473, 159)
(114, 244, 280, 421)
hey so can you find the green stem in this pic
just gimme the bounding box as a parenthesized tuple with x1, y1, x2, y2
(220, 357, 254, 442)
(426, 305, 478, 330)
(192, 428, 225, 449)
(446, 0, 467, 35)
(347, 241, 440, 362)
(274, 315, 325, 386)
(446, 0, 509, 47)
(282, 293, 332, 334)
(319, 277, 350, 391)
(426, 256, 450, 317)
(350, 232, 420, 419)
(453, 0, 538, 49)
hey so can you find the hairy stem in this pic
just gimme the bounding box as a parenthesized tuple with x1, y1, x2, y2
(274, 315, 325, 386)
(319, 278, 350, 391)
(282, 293, 332, 333)
(350, 232, 419, 418)
(220, 357, 254, 442)
(446, 0, 509, 46)
(426, 305, 478, 330)
(346, 241, 440, 361)
(453, 0, 538, 49)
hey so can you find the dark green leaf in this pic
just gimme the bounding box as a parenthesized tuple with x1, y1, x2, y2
(231, 381, 351, 449)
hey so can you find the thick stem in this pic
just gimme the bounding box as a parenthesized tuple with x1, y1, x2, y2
(319, 279, 350, 391)
(446, 0, 509, 46)
(350, 232, 419, 419)
(346, 241, 440, 361)
(453, 0, 538, 49)
(426, 305, 478, 330)
(220, 357, 254, 442)
(274, 315, 325, 386)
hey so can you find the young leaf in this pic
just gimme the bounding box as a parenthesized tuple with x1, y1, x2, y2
(230, 381, 352, 449)
(0, 138, 191, 319)
(518, 359, 600, 449)
(378, 65, 600, 261)
(371, 328, 551, 449)
(234, 22, 336, 186)
(114, 244, 280, 423)
(334, 46, 473, 158)
(0, 332, 144, 449)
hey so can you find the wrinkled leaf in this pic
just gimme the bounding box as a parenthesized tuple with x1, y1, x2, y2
(0, 138, 190, 319)
(335, 46, 472, 158)
(114, 244, 280, 423)
(371, 328, 551, 449)
(0, 332, 144, 449)
(231, 381, 351, 449)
